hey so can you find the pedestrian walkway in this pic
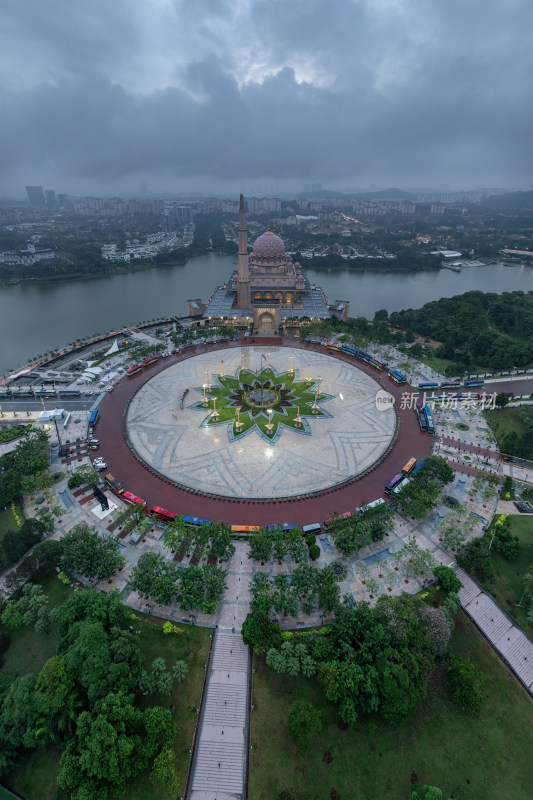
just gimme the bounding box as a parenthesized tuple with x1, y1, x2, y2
(456, 567, 533, 695)
(189, 631, 250, 800)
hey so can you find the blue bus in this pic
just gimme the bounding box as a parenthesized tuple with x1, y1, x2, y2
(89, 409, 99, 427)
(418, 382, 439, 390)
(183, 515, 212, 527)
(412, 460, 425, 476)
(423, 404, 435, 434)
(463, 379, 485, 388)
(417, 407, 428, 431)
(388, 369, 406, 385)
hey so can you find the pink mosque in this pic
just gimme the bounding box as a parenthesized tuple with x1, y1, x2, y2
(188, 195, 349, 333)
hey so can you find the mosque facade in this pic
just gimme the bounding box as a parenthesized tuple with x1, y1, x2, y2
(187, 194, 349, 332)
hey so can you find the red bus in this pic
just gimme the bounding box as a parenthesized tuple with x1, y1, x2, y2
(123, 491, 147, 509)
(150, 505, 176, 523)
(127, 364, 143, 376)
(143, 356, 159, 366)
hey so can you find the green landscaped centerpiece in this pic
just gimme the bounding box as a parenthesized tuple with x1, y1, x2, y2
(191, 366, 333, 443)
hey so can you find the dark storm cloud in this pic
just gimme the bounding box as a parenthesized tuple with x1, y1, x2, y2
(0, 0, 531, 194)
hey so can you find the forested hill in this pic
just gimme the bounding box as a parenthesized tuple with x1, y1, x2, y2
(389, 290, 533, 371)
(482, 190, 533, 209)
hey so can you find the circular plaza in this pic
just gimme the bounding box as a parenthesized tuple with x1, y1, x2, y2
(125, 347, 396, 499)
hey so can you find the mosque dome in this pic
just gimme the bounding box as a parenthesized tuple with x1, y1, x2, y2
(252, 232, 286, 258)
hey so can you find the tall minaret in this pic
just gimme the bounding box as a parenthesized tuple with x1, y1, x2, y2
(237, 193, 251, 309)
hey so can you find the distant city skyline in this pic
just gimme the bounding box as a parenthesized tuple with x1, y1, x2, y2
(1, 0, 532, 197)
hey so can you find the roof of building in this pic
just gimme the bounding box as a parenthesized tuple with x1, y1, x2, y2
(252, 232, 286, 258)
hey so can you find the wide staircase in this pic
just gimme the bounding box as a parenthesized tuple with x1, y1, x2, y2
(189, 631, 251, 800)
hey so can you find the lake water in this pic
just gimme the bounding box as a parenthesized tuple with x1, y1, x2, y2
(1, 254, 531, 376)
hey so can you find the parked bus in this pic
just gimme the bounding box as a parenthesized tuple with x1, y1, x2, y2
(393, 477, 412, 494)
(127, 364, 143, 376)
(150, 505, 176, 523)
(143, 355, 159, 366)
(230, 525, 260, 535)
(401, 457, 417, 475)
(463, 379, 485, 388)
(61, 389, 81, 397)
(385, 473, 404, 494)
(183, 515, 212, 527)
(123, 492, 147, 509)
(388, 369, 406, 384)
(423, 404, 435, 434)
(418, 382, 439, 390)
(412, 460, 425, 476)
(89, 409, 99, 427)
(105, 474, 124, 494)
(359, 498, 385, 512)
(326, 343, 342, 352)
(302, 522, 321, 534)
(417, 407, 428, 431)
(440, 381, 461, 389)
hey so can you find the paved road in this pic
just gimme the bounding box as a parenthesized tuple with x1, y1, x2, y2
(96, 339, 434, 526)
(0, 397, 95, 411)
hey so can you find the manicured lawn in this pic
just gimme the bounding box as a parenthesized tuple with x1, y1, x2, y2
(485, 406, 533, 450)
(250, 612, 533, 800)
(479, 516, 533, 633)
(1, 587, 210, 800)
(0, 500, 24, 544)
(418, 353, 458, 374)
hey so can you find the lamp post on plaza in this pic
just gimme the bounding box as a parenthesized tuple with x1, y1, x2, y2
(295, 405, 301, 427)
(289, 355, 293, 374)
(221, 360, 224, 377)
(266, 408, 273, 434)
(306, 364, 311, 384)
(236, 407, 242, 432)
(205, 370, 211, 391)
(211, 397, 219, 419)
(312, 377, 321, 414)
(202, 384, 208, 406)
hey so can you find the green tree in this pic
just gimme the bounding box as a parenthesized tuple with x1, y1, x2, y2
(242, 609, 283, 653)
(1, 583, 53, 633)
(433, 565, 462, 594)
(286, 700, 322, 748)
(150, 746, 179, 794)
(61, 522, 125, 581)
(446, 652, 484, 714)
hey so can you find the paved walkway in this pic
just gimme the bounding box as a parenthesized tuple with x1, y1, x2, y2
(456, 567, 533, 695)
(189, 631, 250, 800)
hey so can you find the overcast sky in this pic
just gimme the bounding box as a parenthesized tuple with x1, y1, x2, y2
(1, 0, 531, 197)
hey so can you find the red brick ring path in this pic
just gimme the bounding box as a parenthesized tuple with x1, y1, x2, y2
(97, 339, 433, 526)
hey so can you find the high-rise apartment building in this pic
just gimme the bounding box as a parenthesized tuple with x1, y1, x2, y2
(26, 186, 46, 206)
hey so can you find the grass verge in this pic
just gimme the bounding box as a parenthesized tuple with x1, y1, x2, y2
(0, 501, 24, 544)
(250, 611, 533, 800)
(479, 516, 533, 632)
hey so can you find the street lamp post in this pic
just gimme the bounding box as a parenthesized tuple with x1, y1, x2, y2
(289, 355, 293, 374)
(202, 384, 208, 406)
(211, 397, 219, 419)
(266, 408, 273, 434)
(306, 364, 311, 384)
(295, 405, 301, 427)
(221, 360, 224, 377)
(205, 370, 211, 391)
(236, 407, 242, 432)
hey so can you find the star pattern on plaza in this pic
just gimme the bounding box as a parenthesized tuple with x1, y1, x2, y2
(190, 366, 333, 443)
